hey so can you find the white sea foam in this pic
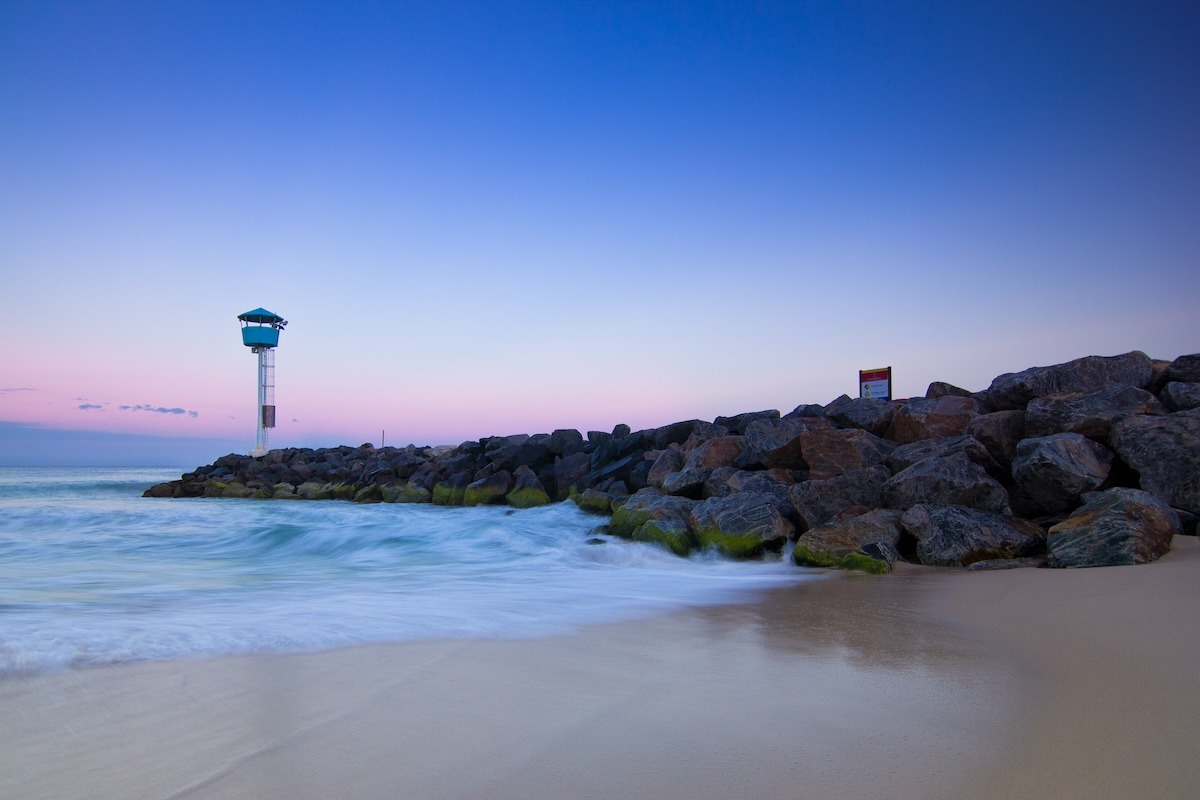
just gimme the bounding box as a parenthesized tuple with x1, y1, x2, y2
(0, 467, 819, 675)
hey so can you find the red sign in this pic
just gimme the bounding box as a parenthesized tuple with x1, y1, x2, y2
(859, 367, 892, 401)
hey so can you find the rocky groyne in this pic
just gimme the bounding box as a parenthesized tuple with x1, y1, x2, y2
(146, 350, 1200, 572)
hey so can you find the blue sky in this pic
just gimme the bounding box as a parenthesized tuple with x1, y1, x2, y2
(1, 1, 1197, 466)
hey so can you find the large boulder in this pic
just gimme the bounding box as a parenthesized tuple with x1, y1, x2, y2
(986, 351, 1153, 411)
(735, 417, 833, 470)
(823, 395, 897, 436)
(554, 451, 593, 500)
(883, 452, 1011, 514)
(886, 396, 982, 444)
(506, 465, 551, 508)
(886, 434, 1004, 480)
(646, 419, 728, 450)
(682, 435, 744, 471)
(1109, 412, 1200, 515)
(706, 470, 795, 514)
(764, 427, 894, 479)
(609, 488, 698, 556)
(713, 409, 780, 435)
(901, 504, 1046, 567)
(788, 466, 891, 532)
(545, 428, 586, 457)
(792, 509, 904, 573)
(1160, 382, 1200, 412)
(1166, 353, 1200, 383)
(463, 471, 513, 506)
(1024, 386, 1166, 440)
(965, 410, 1026, 471)
(647, 448, 683, 489)
(686, 492, 794, 558)
(1010, 434, 1114, 515)
(1047, 488, 1181, 567)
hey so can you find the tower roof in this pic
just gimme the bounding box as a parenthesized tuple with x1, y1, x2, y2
(238, 307, 286, 324)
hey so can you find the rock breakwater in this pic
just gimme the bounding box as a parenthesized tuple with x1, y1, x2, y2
(146, 350, 1200, 571)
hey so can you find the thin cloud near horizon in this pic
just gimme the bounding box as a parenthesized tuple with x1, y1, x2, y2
(75, 402, 200, 418)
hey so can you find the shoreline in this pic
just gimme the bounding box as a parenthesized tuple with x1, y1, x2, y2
(2, 540, 1197, 799)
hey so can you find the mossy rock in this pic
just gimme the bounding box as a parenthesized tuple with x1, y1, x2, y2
(432, 481, 466, 506)
(693, 526, 765, 559)
(381, 483, 432, 504)
(572, 489, 616, 516)
(632, 519, 694, 557)
(220, 482, 254, 499)
(296, 481, 333, 500)
(462, 485, 505, 507)
(272, 487, 300, 500)
(792, 543, 840, 568)
(506, 486, 551, 508)
(836, 552, 890, 574)
(201, 480, 229, 498)
(353, 484, 383, 503)
(792, 544, 888, 574)
(253, 487, 275, 499)
(330, 484, 357, 501)
(608, 504, 654, 538)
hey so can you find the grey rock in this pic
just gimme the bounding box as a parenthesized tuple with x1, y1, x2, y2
(713, 409, 780, 435)
(788, 466, 891, 532)
(901, 503, 1046, 567)
(1109, 412, 1200, 515)
(1010, 433, 1114, 515)
(647, 448, 683, 489)
(736, 417, 832, 470)
(1047, 488, 1181, 567)
(886, 434, 1004, 480)
(554, 451, 593, 500)
(883, 452, 1011, 514)
(687, 492, 795, 557)
(986, 351, 1153, 411)
(1160, 382, 1200, 412)
(925, 381, 975, 399)
(823, 395, 898, 436)
(1024, 386, 1166, 440)
(965, 410, 1026, 470)
(1166, 353, 1200, 383)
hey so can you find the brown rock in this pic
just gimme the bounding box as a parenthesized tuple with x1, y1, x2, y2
(886, 396, 982, 444)
(765, 428, 894, 479)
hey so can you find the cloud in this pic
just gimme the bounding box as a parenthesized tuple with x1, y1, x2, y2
(78, 403, 104, 410)
(118, 404, 200, 418)
(1, 387, 36, 395)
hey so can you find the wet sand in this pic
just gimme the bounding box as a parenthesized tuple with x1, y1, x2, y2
(2, 538, 1197, 800)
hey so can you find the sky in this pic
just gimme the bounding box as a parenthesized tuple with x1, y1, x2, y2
(1, 0, 1197, 466)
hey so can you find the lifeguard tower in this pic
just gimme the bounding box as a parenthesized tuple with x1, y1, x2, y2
(238, 307, 287, 458)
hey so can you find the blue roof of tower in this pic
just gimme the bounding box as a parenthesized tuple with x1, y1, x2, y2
(238, 308, 286, 324)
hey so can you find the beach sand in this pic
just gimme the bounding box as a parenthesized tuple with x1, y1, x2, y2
(2, 537, 1197, 800)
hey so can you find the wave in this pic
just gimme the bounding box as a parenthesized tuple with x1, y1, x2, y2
(0, 470, 818, 676)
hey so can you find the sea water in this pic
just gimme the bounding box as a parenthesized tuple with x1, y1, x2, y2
(0, 467, 815, 675)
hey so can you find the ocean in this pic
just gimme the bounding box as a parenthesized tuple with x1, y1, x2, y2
(0, 466, 815, 676)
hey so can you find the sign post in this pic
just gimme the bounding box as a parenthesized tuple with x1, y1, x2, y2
(859, 366, 892, 401)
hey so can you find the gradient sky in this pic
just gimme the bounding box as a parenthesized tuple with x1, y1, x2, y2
(2, 0, 1197, 466)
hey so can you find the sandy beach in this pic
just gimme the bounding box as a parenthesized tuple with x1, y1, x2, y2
(2, 538, 1197, 800)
